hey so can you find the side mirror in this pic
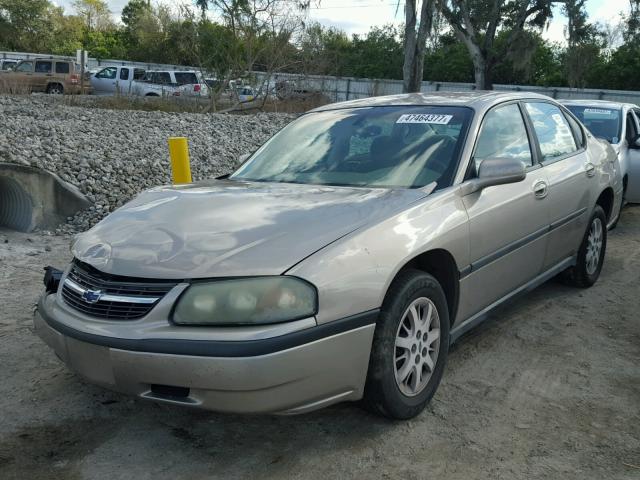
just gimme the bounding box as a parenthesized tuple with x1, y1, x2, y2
(460, 158, 527, 196)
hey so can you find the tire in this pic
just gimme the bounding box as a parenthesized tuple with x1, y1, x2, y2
(46, 83, 63, 95)
(561, 205, 607, 288)
(363, 269, 450, 419)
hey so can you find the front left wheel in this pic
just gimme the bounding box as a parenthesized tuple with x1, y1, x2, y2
(363, 269, 450, 420)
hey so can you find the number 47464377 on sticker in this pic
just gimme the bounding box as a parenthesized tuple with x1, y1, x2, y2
(396, 113, 453, 124)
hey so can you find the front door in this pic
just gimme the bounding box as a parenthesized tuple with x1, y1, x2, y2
(523, 101, 592, 270)
(458, 102, 549, 321)
(92, 67, 117, 94)
(12, 61, 34, 91)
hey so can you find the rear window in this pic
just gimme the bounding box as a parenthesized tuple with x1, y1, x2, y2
(565, 105, 622, 144)
(35, 61, 52, 73)
(55, 62, 70, 74)
(174, 72, 198, 85)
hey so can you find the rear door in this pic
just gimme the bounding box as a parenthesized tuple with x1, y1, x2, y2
(458, 102, 549, 320)
(116, 67, 131, 94)
(33, 60, 54, 91)
(53, 61, 70, 89)
(523, 101, 591, 270)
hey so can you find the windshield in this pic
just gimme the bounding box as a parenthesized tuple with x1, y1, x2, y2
(565, 105, 622, 143)
(231, 106, 472, 189)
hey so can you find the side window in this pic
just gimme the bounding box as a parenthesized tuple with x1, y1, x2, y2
(158, 72, 172, 84)
(134, 68, 145, 79)
(625, 112, 638, 144)
(55, 62, 69, 74)
(35, 61, 52, 73)
(15, 61, 33, 73)
(96, 67, 116, 79)
(525, 102, 577, 161)
(563, 111, 585, 148)
(119, 68, 129, 80)
(474, 103, 533, 170)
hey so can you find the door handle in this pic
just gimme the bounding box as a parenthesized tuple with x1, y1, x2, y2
(585, 163, 596, 177)
(533, 180, 548, 199)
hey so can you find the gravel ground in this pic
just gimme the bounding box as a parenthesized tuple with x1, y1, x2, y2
(1, 205, 639, 479)
(0, 95, 294, 233)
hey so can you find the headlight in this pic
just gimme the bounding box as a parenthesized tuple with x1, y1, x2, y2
(172, 277, 317, 325)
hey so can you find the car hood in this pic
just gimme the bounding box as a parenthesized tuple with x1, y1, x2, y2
(72, 179, 432, 279)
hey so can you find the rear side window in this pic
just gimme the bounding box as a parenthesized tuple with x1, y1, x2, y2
(174, 72, 198, 85)
(474, 103, 533, 168)
(119, 68, 129, 80)
(563, 111, 585, 148)
(35, 61, 52, 73)
(133, 68, 145, 79)
(55, 62, 69, 74)
(157, 72, 171, 84)
(525, 102, 577, 161)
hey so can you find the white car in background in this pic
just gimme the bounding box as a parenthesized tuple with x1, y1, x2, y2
(562, 100, 640, 204)
(91, 66, 146, 95)
(132, 70, 209, 98)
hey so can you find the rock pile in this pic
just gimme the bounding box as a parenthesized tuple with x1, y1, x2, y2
(0, 95, 295, 233)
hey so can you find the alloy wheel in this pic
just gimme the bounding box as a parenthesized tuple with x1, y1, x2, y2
(394, 297, 441, 397)
(585, 217, 603, 275)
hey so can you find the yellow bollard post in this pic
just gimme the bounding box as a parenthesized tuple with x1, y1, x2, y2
(168, 137, 192, 184)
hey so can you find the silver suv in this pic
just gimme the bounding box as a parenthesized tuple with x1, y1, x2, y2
(35, 92, 622, 419)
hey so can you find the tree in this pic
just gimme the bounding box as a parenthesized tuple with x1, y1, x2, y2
(72, 0, 112, 31)
(351, 25, 404, 79)
(0, 0, 53, 51)
(437, 0, 553, 90)
(403, 0, 436, 92)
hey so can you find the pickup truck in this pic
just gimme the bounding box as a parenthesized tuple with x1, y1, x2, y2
(131, 70, 209, 97)
(90, 66, 146, 95)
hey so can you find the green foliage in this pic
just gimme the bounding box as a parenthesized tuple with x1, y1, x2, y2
(0, 0, 639, 92)
(424, 34, 474, 83)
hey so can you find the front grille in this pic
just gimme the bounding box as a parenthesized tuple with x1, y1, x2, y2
(61, 260, 179, 320)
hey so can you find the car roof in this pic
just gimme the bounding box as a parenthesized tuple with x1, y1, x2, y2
(309, 91, 553, 112)
(559, 98, 639, 109)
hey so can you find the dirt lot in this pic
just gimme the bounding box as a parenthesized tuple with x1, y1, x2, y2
(0, 208, 638, 480)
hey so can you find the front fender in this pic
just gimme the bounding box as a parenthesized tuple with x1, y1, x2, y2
(287, 189, 469, 325)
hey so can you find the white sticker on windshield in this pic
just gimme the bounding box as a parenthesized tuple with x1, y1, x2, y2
(396, 114, 453, 125)
(584, 108, 613, 115)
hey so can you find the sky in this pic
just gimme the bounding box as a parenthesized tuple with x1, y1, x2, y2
(53, 0, 631, 45)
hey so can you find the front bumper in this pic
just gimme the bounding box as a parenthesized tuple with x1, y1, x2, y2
(35, 293, 376, 414)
